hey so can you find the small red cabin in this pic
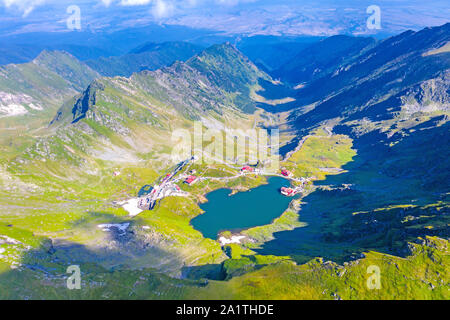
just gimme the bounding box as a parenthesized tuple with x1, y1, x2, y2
(281, 187, 295, 196)
(184, 175, 197, 185)
(241, 166, 254, 172)
(281, 169, 291, 177)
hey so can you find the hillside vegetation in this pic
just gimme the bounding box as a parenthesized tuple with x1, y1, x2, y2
(0, 26, 449, 300)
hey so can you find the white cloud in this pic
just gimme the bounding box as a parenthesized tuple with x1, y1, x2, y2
(120, 0, 152, 5)
(117, 0, 176, 19)
(215, 0, 258, 6)
(3, 0, 47, 17)
(1, 0, 260, 18)
(101, 0, 113, 7)
(152, 0, 174, 18)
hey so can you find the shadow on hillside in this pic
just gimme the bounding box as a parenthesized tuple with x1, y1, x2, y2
(256, 79, 296, 100)
(254, 78, 300, 113)
(62, 211, 191, 269)
(256, 121, 450, 264)
(0, 211, 195, 299)
(0, 241, 190, 299)
(0, 208, 235, 298)
(181, 263, 226, 281)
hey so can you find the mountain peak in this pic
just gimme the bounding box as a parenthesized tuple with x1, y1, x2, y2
(29, 49, 99, 92)
(378, 22, 450, 55)
(198, 42, 241, 57)
(185, 42, 267, 99)
(187, 42, 254, 71)
(129, 41, 203, 55)
(33, 49, 75, 64)
(87, 41, 204, 77)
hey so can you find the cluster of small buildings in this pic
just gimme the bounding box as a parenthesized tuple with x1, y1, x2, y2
(240, 166, 293, 177)
(241, 166, 255, 173)
(280, 168, 305, 197)
(281, 169, 292, 177)
(184, 175, 198, 185)
(137, 183, 185, 210)
(132, 156, 308, 215)
(280, 187, 299, 197)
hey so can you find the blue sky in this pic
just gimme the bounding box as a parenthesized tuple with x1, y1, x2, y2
(1, 0, 449, 36)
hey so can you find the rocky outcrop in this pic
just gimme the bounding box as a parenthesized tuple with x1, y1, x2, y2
(71, 81, 105, 123)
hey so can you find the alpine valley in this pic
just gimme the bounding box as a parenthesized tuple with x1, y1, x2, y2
(0, 18, 448, 300)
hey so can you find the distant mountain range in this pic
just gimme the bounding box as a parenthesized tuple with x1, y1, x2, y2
(0, 41, 209, 119)
(33, 43, 268, 167)
(55, 43, 267, 126)
(288, 23, 450, 129)
(85, 42, 204, 77)
(274, 35, 376, 84)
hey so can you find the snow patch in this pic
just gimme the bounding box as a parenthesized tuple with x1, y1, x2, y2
(218, 235, 246, 246)
(28, 103, 43, 110)
(0, 235, 22, 245)
(0, 103, 27, 116)
(119, 198, 143, 217)
(0, 92, 43, 117)
(97, 223, 130, 235)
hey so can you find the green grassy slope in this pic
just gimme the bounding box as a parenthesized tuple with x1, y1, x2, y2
(187, 237, 449, 300)
(0, 36, 448, 300)
(0, 50, 99, 115)
(0, 42, 275, 291)
(0, 50, 100, 147)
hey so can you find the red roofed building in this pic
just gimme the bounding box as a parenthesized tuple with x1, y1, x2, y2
(281, 187, 295, 196)
(184, 175, 198, 185)
(281, 169, 292, 177)
(241, 166, 254, 173)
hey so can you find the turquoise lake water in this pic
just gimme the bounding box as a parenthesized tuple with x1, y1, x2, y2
(191, 176, 293, 239)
